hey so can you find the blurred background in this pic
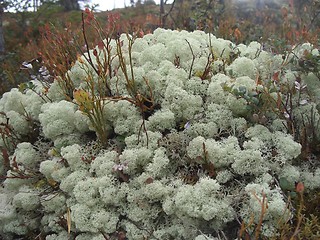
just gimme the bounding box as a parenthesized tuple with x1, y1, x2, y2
(0, 0, 319, 95)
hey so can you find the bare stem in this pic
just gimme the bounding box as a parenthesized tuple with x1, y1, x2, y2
(185, 39, 195, 79)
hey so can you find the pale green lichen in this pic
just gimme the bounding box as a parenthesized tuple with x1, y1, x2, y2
(1, 28, 319, 240)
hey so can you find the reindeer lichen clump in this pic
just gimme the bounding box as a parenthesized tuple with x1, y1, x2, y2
(0, 9, 320, 240)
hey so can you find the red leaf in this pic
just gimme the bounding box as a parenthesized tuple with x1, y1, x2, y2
(12, 156, 18, 170)
(118, 231, 126, 240)
(273, 71, 280, 82)
(296, 182, 305, 193)
(119, 171, 129, 183)
(93, 49, 98, 57)
(84, 8, 94, 23)
(84, 8, 91, 14)
(98, 41, 104, 50)
(1, 148, 10, 170)
(204, 162, 216, 178)
(139, 30, 144, 37)
(145, 177, 154, 184)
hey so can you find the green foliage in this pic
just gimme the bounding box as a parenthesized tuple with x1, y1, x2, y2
(144, 0, 156, 6)
(0, 52, 29, 95)
(295, 50, 320, 80)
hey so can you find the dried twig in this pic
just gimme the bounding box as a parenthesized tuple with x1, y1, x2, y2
(185, 39, 195, 79)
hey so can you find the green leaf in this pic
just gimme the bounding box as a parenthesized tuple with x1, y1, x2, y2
(279, 177, 294, 191)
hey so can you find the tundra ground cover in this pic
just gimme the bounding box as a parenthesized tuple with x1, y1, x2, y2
(0, 7, 320, 240)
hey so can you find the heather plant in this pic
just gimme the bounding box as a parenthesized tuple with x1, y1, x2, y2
(1, 9, 320, 240)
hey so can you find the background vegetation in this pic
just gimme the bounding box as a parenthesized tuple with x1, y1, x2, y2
(0, 0, 319, 96)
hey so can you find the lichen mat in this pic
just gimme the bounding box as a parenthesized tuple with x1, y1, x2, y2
(1, 28, 320, 239)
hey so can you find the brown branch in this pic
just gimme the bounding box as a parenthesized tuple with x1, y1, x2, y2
(290, 191, 304, 240)
(252, 191, 268, 239)
(81, 12, 100, 78)
(185, 39, 195, 79)
(160, 0, 176, 27)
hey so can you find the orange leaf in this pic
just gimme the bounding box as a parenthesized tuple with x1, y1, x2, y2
(234, 28, 242, 41)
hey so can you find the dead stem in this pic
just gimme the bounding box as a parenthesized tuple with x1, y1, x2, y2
(185, 39, 195, 79)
